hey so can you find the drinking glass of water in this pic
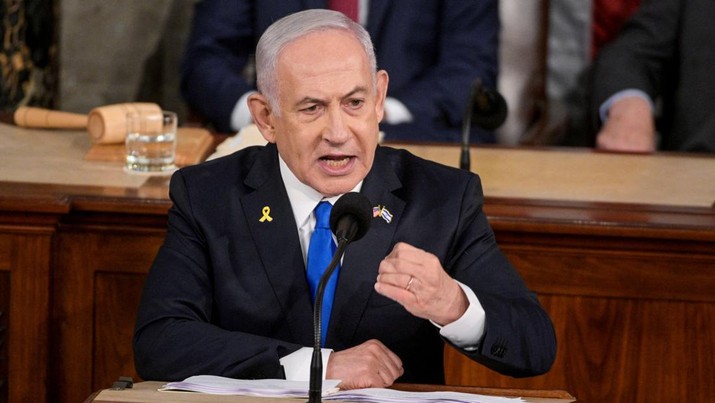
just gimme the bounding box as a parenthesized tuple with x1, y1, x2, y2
(125, 110, 177, 174)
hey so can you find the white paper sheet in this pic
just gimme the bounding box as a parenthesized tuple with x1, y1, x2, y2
(159, 375, 524, 402)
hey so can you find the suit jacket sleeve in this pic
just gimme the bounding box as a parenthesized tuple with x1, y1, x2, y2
(591, 0, 680, 114)
(133, 168, 302, 381)
(443, 174, 556, 376)
(180, 0, 255, 133)
(383, 1, 499, 131)
(371, 148, 556, 377)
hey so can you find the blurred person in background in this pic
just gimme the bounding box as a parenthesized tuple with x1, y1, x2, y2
(180, 0, 499, 143)
(592, 0, 715, 152)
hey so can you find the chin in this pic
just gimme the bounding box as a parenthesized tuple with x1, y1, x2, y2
(317, 179, 360, 197)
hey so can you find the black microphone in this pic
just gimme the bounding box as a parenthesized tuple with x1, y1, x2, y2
(460, 79, 508, 170)
(329, 192, 372, 243)
(308, 192, 372, 403)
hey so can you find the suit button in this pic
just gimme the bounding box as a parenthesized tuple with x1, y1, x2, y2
(490, 344, 506, 358)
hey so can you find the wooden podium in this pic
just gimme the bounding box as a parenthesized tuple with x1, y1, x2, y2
(1, 123, 713, 403)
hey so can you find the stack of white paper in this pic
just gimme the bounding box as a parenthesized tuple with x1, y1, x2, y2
(159, 375, 524, 402)
(325, 387, 524, 402)
(160, 375, 340, 398)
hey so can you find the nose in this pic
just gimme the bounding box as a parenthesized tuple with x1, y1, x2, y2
(323, 105, 350, 143)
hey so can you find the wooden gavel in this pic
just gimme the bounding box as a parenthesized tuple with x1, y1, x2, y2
(12, 103, 162, 144)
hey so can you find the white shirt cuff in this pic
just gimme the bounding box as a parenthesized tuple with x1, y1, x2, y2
(432, 281, 485, 351)
(599, 89, 654, 123)
(230, 91, 256, 131)
(279, 347, 333, 381)
(383, 97, 413, 125)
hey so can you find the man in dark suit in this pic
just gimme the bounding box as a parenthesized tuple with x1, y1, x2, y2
(180, 0, 499, 143)
(592, 0, 715, 152)
(134, 10, 555, 389)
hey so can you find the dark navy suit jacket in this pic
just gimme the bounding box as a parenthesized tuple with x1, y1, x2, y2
(133, 144, 556, 383)
(181, 0, 499, 142)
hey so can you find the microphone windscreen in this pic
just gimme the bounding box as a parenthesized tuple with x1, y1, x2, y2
(330, 192, 372, 242)
(472, 88, 508, 131)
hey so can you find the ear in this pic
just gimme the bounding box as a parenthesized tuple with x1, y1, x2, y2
(374, 70, 389, 123)
(247, 92, 276, 143)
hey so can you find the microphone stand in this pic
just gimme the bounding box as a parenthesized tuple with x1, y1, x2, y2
(460, 80, 480, 171)
(459, 79, 508, 171)
(308, 239, 349, 403)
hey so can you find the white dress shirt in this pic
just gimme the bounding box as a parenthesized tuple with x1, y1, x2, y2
(599, 88, 654, 123)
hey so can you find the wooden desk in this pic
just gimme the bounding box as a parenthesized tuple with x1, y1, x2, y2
(85, 381, 576, 403)
(1, 124, 713, 403)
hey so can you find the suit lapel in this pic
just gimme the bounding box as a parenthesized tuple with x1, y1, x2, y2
(328, 148, 405, 345)
(241, 145, 314, 345)
(239, 146, 407, 347)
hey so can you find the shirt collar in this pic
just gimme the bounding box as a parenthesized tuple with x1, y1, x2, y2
(278, 154, 363, 228)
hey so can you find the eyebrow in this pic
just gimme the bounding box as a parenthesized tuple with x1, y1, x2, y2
(294, 86, 369, 108)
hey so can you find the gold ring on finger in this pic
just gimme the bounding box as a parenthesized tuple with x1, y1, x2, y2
(405, 276, 414, 291)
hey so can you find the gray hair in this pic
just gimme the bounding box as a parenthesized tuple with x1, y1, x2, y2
(255, 9, 377, 114)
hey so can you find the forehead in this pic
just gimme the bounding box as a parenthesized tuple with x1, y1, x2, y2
(276, 30, 371, 90)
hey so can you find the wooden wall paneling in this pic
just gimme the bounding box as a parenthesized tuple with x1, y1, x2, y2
(445, 296, 715, 403)
(52, 225, 165, 403)
(0, 232, 53, 403)
(0, 266, 8, 403)
(505, 245, 715, 302)
(51, 230, 95, 403)
(0, 233, 9, 264)
(0, 236, 9, 403)
(93, 272, 147, 392)
(443, 225, 715, 403)
(0, 272, 6, 403)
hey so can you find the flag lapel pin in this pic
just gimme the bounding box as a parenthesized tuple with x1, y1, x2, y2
(372, 205, 393, 223)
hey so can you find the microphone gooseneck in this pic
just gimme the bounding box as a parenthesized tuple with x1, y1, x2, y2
(460, 79, 508, 170)
(308, 192, 372, 403)
(308, 246, 345, 403)
(460, 81, 479, 171)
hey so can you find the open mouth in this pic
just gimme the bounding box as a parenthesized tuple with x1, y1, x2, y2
(319, 155, 354, 173)
(320, 155, 352, 167)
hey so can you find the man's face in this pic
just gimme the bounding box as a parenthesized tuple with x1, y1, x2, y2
(256, 30, 388, 196)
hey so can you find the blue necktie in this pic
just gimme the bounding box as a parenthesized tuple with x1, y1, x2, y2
(306, 201, 339, 346)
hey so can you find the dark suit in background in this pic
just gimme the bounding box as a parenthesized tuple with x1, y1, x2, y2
(133, 144, 556, 383)
(180, 0, 499, 143)
(592, 0, 715, 152)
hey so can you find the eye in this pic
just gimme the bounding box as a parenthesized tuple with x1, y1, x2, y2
(300, 104, 322, 114)
(346, 98, 365, 110)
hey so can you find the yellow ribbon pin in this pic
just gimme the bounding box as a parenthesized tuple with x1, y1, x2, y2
(259, 206, 273, 222)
